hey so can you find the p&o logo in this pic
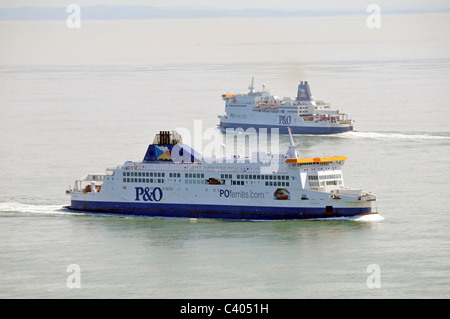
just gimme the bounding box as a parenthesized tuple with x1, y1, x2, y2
(278, 115, 291, 125)
(135, 187, 163, 202)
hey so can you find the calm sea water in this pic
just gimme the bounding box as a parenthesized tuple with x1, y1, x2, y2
(1, 14, 450, 299)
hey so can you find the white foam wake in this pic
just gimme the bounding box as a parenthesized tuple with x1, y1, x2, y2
(340, 131, 450, 143)
(0, 202, 68, 215)
(353, 213, 385, 222)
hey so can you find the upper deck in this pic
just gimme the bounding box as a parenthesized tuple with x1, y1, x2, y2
(220, 79, 353, 124)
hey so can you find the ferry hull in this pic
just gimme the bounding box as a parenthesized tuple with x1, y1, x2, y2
(219, 122, 353, 135)
(69, 200, 375, 220)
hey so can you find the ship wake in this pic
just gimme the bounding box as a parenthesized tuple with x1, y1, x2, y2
(0, 202, 72, 215)
(339, 131, 450, 143)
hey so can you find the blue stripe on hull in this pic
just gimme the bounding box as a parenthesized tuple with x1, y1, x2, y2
(219, 123, 353, 134)
(68, 200, 373, 220)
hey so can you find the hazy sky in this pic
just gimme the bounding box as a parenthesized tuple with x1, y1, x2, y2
(0, 0, 449, 11)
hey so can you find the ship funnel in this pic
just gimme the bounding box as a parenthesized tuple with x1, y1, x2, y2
(296, 80, 312, 101)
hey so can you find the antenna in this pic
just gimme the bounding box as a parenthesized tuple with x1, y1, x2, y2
(248, 76, 255, 94)
(288, 127, 295, 147)
(286, 127, 299, 159)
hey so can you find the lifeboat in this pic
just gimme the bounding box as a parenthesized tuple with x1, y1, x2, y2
(206, 178, 224, 185)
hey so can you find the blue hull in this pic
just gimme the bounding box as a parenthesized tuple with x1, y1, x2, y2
(219, 123, 353, 134)
(68, 200, 374, 220)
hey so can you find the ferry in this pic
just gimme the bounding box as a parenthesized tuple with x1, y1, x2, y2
(218, 78, 354, 134)
(65, 129, 378, 220)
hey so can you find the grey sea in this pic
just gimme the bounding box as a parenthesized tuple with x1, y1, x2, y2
(1, 13, 450, 299)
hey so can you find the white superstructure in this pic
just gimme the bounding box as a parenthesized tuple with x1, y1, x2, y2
(66, 130, 377, 220)
(218, 78, 353, 134)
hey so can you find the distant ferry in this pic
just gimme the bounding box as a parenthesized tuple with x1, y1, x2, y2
(65, 130, 378, 220)
(218, 78, 354, 134)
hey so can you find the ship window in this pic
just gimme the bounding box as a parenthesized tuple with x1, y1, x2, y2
(162, 173, 165, 177)
(237, 174, 240, 179)
(265, 181, 268, 186)
(286, 182, 289, 187)
(257, 175, 260, 180)
(201, 173, 204, 178)
(123, 172, 126, 176)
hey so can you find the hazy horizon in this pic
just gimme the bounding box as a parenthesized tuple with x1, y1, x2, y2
(1, 1, 450, 20)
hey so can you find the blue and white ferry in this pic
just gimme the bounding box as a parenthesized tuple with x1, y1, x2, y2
(65, 130, 377, 220)
(218, 78, 354, 134)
